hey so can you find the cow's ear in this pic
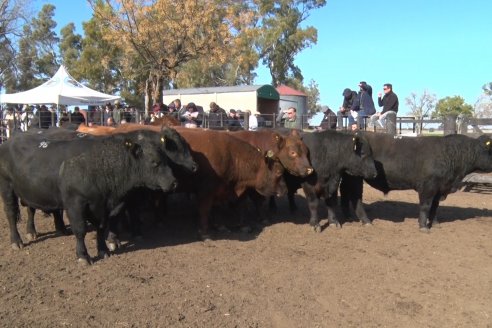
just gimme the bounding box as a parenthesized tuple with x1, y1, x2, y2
(273, 133, 285, 148)
(125, 140, 143, 158)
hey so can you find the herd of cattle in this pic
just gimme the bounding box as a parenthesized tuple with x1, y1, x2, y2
(0, 121, 491, 264)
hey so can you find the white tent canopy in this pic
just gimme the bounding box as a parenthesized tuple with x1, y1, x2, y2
(0, 65, 121, 106)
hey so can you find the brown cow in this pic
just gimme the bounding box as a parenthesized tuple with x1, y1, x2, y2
(79, 124, 287, 238)
(169, 128, 287, 238)
(226, 129, 313, 177)
(150, 115, 181, 127)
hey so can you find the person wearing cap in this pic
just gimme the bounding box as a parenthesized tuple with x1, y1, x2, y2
(351, 81, 376, 129)
(369, 83, 399, 129)
(319, 106, 337, 130)
(180, 102, 202, 128)
(337, 88, 358, 129)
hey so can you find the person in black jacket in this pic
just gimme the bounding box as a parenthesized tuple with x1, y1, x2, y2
(351, 81, 376, 129)
(369, 83, 399, 128)
(71, 106, 86, 125)
(337, 88, 358, 129)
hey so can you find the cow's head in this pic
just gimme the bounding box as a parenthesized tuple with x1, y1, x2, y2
(159, 126, 198, 173)
(255, 150, 287, 197)
(272, 130, 314, 177)
(127, 133, 177, 193)
(345, 132, 377, 179)
(474, 134, 492, 171)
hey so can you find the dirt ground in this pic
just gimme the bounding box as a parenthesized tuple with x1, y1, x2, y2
(0, 183, 491, 328)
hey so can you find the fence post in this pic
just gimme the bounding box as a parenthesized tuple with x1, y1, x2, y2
(443, 114, 457, 135)
(385, 112, 397, 135)
(243, 111, 250, 130)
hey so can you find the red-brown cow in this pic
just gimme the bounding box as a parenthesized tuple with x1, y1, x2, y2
(170, 128, 287, 238)
(225, 129, 313, 177)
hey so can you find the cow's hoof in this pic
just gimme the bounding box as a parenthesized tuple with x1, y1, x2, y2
(419, 227, 430, 233)
(11, 242, 24, 250)
(362, 222, 372, 227)
(107, 242, 117, 252)
(312, 225, 322, 233)
(107, 239, 121, 252)
(77, 257, 92, 266)
(26, 233, 37, 241)
(57, 228, 71, 236)
(330, 222, 342, 229)
(98, 250, 110, 260)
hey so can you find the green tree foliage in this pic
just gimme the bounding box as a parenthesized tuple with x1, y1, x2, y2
(435, 96, 473, 118)
(30, 4, 60, 78)
(74, 15, 123, 95)
(253, 0, 326, 86)
(15, 24, 37, 91)
(59, 23, 82, 72)
(0, 0, 32, 92)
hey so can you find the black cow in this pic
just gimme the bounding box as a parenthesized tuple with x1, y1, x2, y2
(18, 127, 197, 243)
(339, 132, 492, 231)
(279, 130, 377, 232)
(0, 129, 177, 264)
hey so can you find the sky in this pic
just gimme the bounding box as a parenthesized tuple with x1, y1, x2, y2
(34, 0, 492, 115)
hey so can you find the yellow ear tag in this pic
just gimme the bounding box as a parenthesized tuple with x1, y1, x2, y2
(160, 137, 166, 143)
(486, 141, 491, 146)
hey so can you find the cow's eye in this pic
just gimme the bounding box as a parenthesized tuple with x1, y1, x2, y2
(289, 150, 297, 158)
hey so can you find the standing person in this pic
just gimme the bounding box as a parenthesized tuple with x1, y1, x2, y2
(351, 81, 375, 129)
(180, 102, 202, 128)
(369, 83, 399, 128)
(337, 88, 358, 129)
(103, 103, 113, 126)
(207, 102, 227, 129)
(71, 106, 86, 125)
(38, 105, 52, 129)
(277, 107, 298, 129)
(245, 110, 258, 131)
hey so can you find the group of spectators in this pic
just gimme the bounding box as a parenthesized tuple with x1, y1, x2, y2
(337, 81, 399, 130)
(150, 98, 263, 130)
(1, 82, 399, 141)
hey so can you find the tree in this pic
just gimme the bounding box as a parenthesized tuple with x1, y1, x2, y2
(15, 24, 37, 91)
(405, 90, 437, 134)
(30, 4, 60, 79)
(175, 2, 259, 88)
(254, 0, 326, 86)
(90, 0, 237, 113)
(474, 83, 492, 118)
(435, 96, 473, 118)
(0, 0, 32, 92)
(74, 15, 123, 95)
(59, 23, 82, 71)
